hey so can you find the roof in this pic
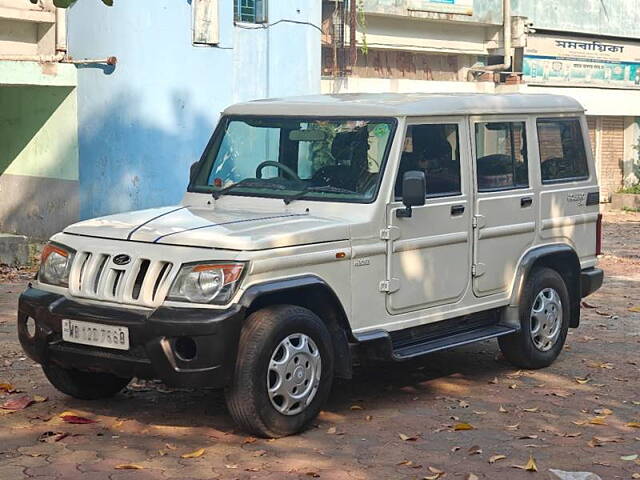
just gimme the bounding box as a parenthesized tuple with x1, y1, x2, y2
(223, 93, 584, 117)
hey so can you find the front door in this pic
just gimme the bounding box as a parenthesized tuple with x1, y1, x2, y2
(386, 117, 472, 314)
(470, 116, 537, 297)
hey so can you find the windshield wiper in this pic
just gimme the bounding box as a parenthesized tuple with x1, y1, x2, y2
(283, 185, 356, 205)
(211, 179, 264, 200)
(212, 178, 295, 200)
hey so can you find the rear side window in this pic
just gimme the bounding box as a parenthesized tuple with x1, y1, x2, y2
(475, 121, 528, 192)
(537, 118, 589, 183)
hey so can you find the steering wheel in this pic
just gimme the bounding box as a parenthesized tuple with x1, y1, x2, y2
(255, 161, 301, 181)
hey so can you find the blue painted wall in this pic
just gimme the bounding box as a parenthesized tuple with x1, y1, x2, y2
(68, 0, 321, 219)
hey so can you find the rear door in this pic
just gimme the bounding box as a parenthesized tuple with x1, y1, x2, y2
(386, 117, 472, 314)
(471, 116, 537, 297)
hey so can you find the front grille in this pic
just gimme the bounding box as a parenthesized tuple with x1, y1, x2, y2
(68, 251, 173, 308)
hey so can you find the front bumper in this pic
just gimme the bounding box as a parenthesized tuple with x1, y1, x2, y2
(580, 267, 604, 298)
(17, 286, 244, 388)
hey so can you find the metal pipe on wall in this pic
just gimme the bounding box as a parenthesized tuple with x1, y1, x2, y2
(467, 0, 512, 80)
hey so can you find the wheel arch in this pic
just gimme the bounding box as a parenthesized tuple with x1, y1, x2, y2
(239, 276, 354, 379)
(510, 244, 582, 328)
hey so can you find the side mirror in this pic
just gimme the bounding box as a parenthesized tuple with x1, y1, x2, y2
(189, 161, 200, 182)
(397, 170, 426, 218)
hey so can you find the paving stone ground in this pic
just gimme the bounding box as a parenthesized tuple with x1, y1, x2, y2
(0, 210, 639, 480)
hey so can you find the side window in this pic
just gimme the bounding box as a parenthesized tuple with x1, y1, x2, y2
(537, 118, 589, 183)
(475, 121, 528, 192)
(234, 0, 267, 23)
(395, 123, 461, 198)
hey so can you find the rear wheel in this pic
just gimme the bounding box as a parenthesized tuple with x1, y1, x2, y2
(499, 267, 570, 369)
(225, 305, 334, 438)
(42, 364, 131, 400)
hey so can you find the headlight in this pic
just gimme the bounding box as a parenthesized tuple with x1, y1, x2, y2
(168, 262, 245, 304)
(39, 243, 74, 287)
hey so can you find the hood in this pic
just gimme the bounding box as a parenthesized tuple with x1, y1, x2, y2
(63, 205, 349, 250)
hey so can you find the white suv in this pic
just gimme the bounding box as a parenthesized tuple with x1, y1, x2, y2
(18, 93, 603, 437)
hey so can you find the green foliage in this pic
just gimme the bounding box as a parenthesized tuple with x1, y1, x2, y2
(619, 184, 640, 194)
(356, 0, 368, 56)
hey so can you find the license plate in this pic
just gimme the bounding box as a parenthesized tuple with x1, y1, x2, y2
(61, 319, 130, 351)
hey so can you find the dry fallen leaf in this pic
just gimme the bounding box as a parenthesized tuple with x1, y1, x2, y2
(365, 415, 373, 421)
(626, 422, 640, 428)
(453, 423, 474, 431)
(115, 464, 144, 470)
(505, 423, 520, 430)
(327, 427, 337, 434)
(588, 435, 623, 447)
(398, 433, 418, 441)
(465, 474, 479, 480)
(628, 306, 640, 313)
(499, 405, 508, 413)
(38, 431, 68, 443)
(621, 454, 639, 461)
(0, 383, 15, 393)
(489, 454, 507, 464)
(594, 408, 613, 416)
(631, 474, 640, 479)
(181, 448, 205, 459)
(489, 377, 499, 384)
(512, 455, 538, 472)
(589, 416, 607, 425)
(575, 377, 590, 384)
(60, 414, 96, 424)
(423, 466, 445, 479)
(1, 396, 34, 411)
(33, 395, 47, 403)
(305, 472, 320, 478)
(350, 405, 364, 410)
(523, 407, 539, 413)
(468, 445, 482, 455)
(243, 436, 257, 444)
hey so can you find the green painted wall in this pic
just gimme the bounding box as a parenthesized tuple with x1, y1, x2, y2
(0, 85, 78, 181)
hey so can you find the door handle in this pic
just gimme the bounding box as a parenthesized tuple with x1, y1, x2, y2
(451, 204, 465, 216)
(521, 197, 533, 208)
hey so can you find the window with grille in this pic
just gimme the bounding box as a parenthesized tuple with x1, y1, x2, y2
(234, 0, 267, 23)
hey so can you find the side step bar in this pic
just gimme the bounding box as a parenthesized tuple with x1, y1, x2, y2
(354, 320, 519, 363)
(392, 324, 517, 360)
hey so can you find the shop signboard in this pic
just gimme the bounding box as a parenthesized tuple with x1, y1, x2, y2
(407, 0, 473, 16)
(523, 34, 640, 89)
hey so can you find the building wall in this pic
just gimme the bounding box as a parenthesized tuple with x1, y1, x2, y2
(362, 0, 640, 39)
(0, 0, 79, 239)
(68, 0, 321, 220)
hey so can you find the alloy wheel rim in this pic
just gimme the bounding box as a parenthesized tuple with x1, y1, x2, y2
(267, 333, 321, 416)
(530, 287, 562, 352)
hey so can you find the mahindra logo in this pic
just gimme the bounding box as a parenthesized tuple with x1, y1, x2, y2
(113, 254, 131, 266)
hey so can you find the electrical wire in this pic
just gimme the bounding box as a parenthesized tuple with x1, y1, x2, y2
(234, 18, 323, 33)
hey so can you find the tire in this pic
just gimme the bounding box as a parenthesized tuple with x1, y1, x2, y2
(42, 364, 131, 400)
(225, 305, 334, 438)
(499, 267, 571, 369)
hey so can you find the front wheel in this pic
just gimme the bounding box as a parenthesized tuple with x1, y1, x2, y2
(499, 267, 570, 369)
(225, 305, 334, 438)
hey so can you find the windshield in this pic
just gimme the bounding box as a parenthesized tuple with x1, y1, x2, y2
(190, 116, 395, 203)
